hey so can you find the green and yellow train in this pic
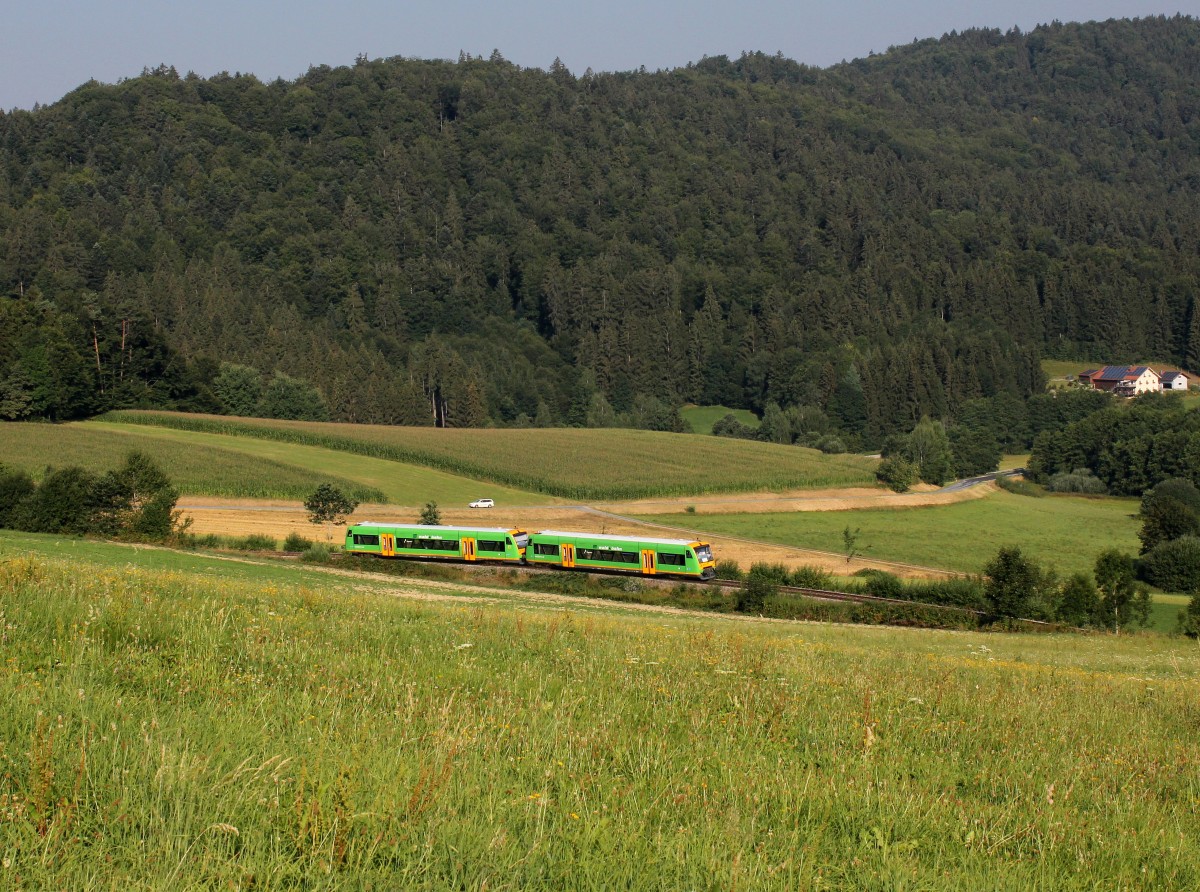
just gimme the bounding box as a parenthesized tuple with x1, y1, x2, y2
(344, 523, 716, 580)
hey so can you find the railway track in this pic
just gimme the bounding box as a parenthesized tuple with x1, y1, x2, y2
(268, 551, 1063, 629)
(707, 578, 985, 615)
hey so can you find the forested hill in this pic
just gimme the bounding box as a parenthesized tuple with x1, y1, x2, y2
(2, 16, 1198, 443)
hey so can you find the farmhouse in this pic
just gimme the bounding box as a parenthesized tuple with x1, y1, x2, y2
(1161, 370, 1190, 391)
(1078, 365, 1161, 395)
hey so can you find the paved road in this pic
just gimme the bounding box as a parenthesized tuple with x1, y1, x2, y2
(938, 468, 1024, 493)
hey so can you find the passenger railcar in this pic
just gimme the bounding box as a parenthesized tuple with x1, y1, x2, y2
(344, 523, 528, 563)
(525, 530, 716, 579)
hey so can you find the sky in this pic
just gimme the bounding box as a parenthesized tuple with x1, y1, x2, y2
(3, 0, 1197, 111)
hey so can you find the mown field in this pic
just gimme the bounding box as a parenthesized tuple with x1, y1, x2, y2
(0, 421, 385, 503)
(653, 489, 1141, 578)
(680, 405, 760, 435)
(2, 531, 1199, 889)
(104, 411, 880, 500)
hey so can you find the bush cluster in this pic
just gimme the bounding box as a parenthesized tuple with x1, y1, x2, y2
(1046, 468, 1107, 494)
(0, 452, 184, 542)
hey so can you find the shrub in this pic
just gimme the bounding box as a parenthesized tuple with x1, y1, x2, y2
(1180, 594, 1200, 637)
(1139, 536, 1200, 594)
(1046, 468, 1107, 494)
(860, 569, 904, 599)
(788, 565, 834, 589)
(1057, 572, 1102, 627)
(284, 532, 314, 552)
(737, 564, 779, 614)
(1141, 478, 1200, 516)
(904, 576, 987, 610)
(815, 434, 846, 454)
(231, 534, 278, 551)
(16, 466, 99, 534)
(1138, 495, 1200, 554)
(300, 543, 332, 563)
(714, 560, 744, 581)
(711, 414, 757, 440)
(0, 466, 36, 529)
(876, 457, 918, 493)
(996, 476, 1045, 497)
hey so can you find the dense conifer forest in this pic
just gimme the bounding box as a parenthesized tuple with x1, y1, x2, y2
(1, 16, 1198, 444)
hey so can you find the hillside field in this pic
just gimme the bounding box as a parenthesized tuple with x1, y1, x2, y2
(650, 489, 1140, 578)
(1, 530, 1198, 889)
(105, 411, 881, 500)
(0, 421, 385, 503)
(0, 421, 560, 506)
(83, 421, 557, 507)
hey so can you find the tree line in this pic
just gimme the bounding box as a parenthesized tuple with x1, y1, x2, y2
(2, 17, 1199, 442)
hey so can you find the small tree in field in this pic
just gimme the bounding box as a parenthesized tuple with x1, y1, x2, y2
(304, 484, 359, 540)
(984, 546, 1040, 619)
(1094, 548, 1138, 632)
(419, 501, 441, 525)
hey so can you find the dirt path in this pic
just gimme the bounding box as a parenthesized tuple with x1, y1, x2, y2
(178, 483, 986, 579)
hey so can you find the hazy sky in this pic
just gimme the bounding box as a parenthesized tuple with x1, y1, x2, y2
(4, 1, 1196, 111)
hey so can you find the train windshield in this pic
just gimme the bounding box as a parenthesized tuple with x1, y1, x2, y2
(695, 545, 713, 563)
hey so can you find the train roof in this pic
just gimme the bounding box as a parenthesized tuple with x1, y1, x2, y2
(532, 530, 707, 547)
(350, 523, 522, 534)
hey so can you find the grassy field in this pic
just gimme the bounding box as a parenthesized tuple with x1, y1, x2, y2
(648, 489, 1141, 578)
(0, 421, 385, 503)
(104, 411, 880, 500)
(1040, 359, 1095, 381)
(680, 404, 760, 435)
(85, 421, 557, 507)
(1, 531, 1198, 889)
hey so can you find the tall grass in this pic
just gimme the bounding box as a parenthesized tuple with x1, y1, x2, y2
(2, 552, 1198, 888)
(103, 411, 880, 500)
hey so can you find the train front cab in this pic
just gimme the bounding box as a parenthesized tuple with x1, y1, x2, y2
(527, 532, 716, 579)
(651, 540, 716, 580)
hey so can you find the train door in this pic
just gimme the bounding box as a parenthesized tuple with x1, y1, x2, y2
(381, 534, 395, 557)
(641, 550, 656, 575)
(462, 538, 476, 561)
(561, 543, 575, 568)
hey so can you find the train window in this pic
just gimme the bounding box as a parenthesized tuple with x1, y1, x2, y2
(477, 540, 505, 552)
(533, 543, 560, 556)
(657, 552, 686, 566)
(695, 545, 713, 562)
(417, 538, 458, 551)
(353, 534, 380, 546)
(617, 551, 638, 563)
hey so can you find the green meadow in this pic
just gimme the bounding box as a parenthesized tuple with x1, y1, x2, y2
(680, 404, 760, 435)
(653, 489, 1141, 578)
(1, 530, 1198, 889)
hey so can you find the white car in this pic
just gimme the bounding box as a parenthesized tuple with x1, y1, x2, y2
(469, 498, 495, 508)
